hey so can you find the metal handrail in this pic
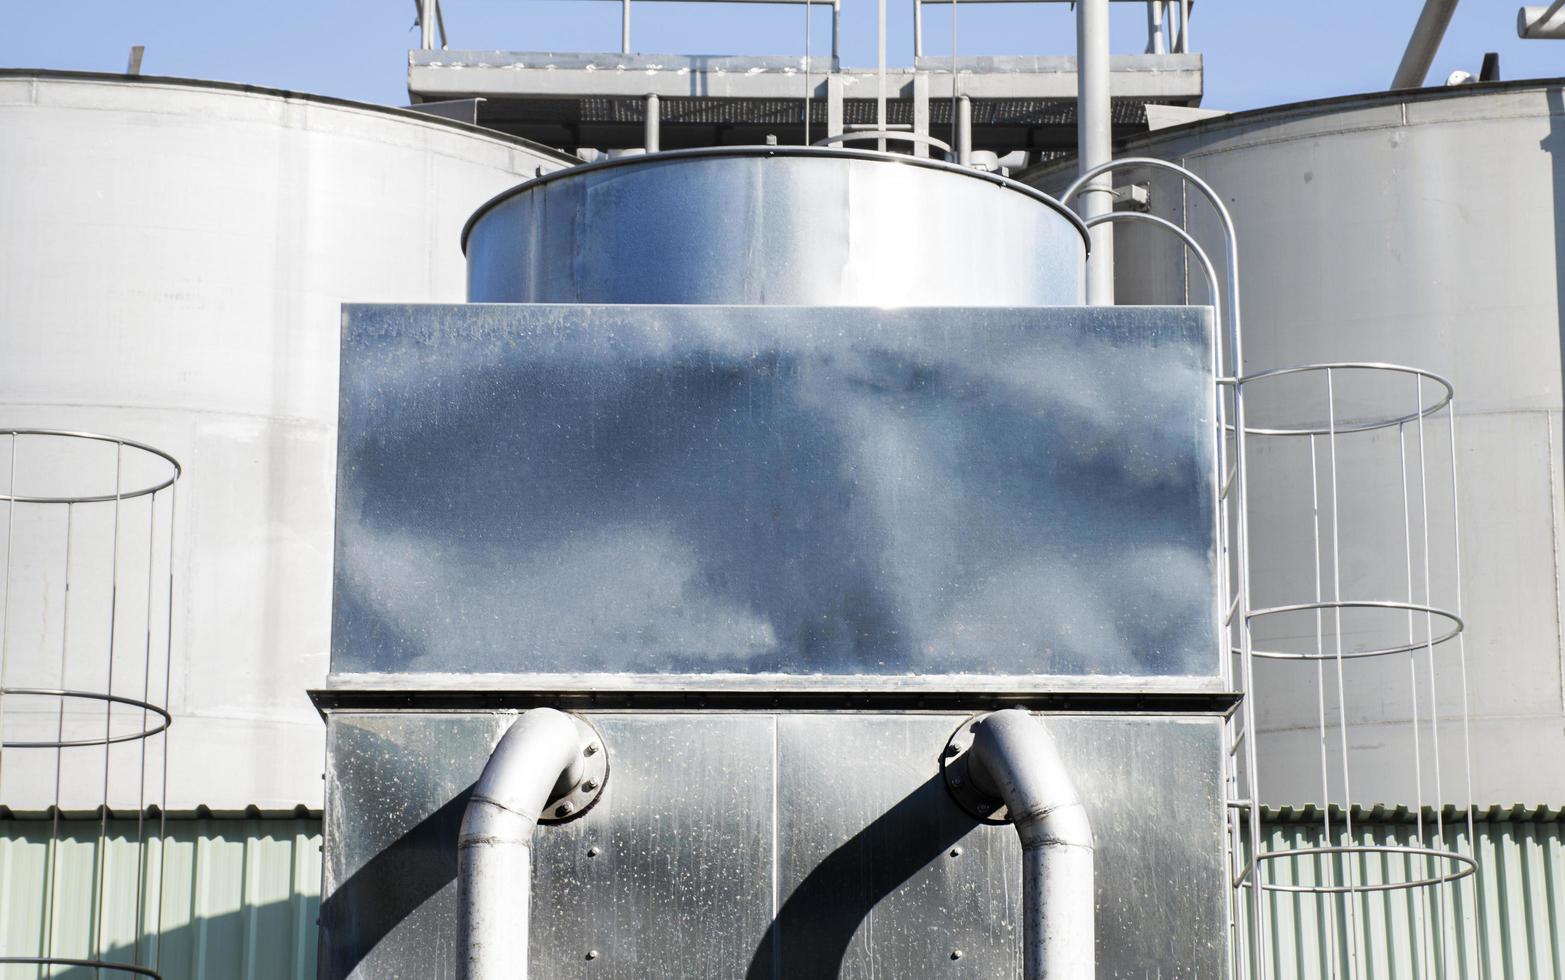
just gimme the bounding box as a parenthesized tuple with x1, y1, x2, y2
(913, 0, 1190, 59)
(812, 131, 954, 159)
(419, 0, 841, 62)
(1062, 155, 1259, 979)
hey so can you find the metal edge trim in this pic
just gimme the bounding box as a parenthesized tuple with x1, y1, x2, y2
(0, 68, 580, 166)
(310, 680, 1239, 714)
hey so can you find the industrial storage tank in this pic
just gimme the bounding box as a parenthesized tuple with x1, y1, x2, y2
(0, 70, 573, 811)
(1026, 79, 1565, 807)
(464, 147, 1089, 305)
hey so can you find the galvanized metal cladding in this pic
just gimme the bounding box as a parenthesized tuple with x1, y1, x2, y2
(331, 302, 1217, 680)
(322, 710, 1227, 978)
(462, 147, 1089, 306)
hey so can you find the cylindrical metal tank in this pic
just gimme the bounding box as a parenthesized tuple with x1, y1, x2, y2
(1029, 80, 1565, 806)
(0, 69, 573, 810)
(464, 147, 1089, 305)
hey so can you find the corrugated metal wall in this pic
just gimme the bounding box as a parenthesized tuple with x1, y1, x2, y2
(0, 808, 1559, 978)
(1242, 805, 1565, 979)
(0, 815, 319, 979)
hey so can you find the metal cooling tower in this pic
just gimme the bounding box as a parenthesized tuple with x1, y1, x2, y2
(318, 148, 1235, 977)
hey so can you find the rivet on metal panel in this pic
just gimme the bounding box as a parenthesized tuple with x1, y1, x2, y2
(587, 845, 601, 857)
(951, 950, 964, 960)
(582, 778, 599, 792)
(586, 949, 600, 961)
(584, 742, 600, 757)
(556, 801, 576, 818)
(949, 846, 963, 858)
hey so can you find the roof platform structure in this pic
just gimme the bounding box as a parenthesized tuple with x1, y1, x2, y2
(406, 0, 1203, 162)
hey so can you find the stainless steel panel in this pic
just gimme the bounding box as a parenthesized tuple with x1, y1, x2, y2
(772, 714, 1227, 978)
(463, 149, 1088, 306)
(332, 303, 1218, 679)
(322, 712, 776, 980)
(321, 711, 1227, 979)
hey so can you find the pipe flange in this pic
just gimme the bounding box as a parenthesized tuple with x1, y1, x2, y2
(940, 713, 1010, 826)
(539, 714, 609, 825)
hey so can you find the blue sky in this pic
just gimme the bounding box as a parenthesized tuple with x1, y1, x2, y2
(2, 1, 1560, 112)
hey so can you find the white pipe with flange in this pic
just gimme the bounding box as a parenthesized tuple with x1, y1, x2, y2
(965, 709, 1095, 978)
(458, 708, 600, 980)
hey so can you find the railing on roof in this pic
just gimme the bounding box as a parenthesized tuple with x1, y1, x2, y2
(414, 0, 1189, 65)
(913, 0, 1191, 60)
(415, 0, 842, 63)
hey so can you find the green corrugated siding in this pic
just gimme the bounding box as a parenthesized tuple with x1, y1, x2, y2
(1241, 806, 1565, 979)
(1, 809, 1561, 978)
(0, 818, 319, 980)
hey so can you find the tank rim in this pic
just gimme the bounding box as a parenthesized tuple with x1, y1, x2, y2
(460, 145, 1092, 255)
(0, 68, 579, 166)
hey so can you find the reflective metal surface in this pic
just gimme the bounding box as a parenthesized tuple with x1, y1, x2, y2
(321, 711, 1227, 979)
(463, 149, 1088, 306)
(332, 303, 1217, 679)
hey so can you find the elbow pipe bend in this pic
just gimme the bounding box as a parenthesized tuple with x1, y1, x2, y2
(458, 708, 602, 980)
(966, 708, 1094, 852)
(963, 709, 1095, 979)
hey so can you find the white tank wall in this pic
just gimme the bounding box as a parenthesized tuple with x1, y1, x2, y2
(0, 72, 570, 810)
(1065, 82, 1565, 806)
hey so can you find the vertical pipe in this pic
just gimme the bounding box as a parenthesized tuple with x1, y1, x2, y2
(804, 0, 812, 145)
(877, 0, 887, 150)
(1391, 0, 1461, 89)
(950, 0, 959, 153)
(1178, 0, 1190, 52)
(1147, 1, 1166, 54)
(420, 0, 436, 50)
(622, 0, 632, 55)
(644, 93, 660, 152)
(1077, 0, 1114, 304)
(967, 709, 1095, 979)
(914, 0, 923, 59)
(458, 709, 590, 980)
(831, 1, 841, 68)
(957, 95, 972, 165)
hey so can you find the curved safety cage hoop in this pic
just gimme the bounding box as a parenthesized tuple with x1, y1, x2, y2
(1084, 210, 1222, 324)
(0, 429, 181, 503)
(0, 688, 173, 748)
(812, 131, 955, 160)
(0, 956, 162, 978)
(1251, 845, 1478, 894)
(1240, 600, 1463, 662)
(1231, 363, 1455, 437)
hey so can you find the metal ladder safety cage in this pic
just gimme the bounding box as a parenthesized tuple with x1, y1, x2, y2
(1061, 157, 1483, 979)
(0, 430, 181, 978)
